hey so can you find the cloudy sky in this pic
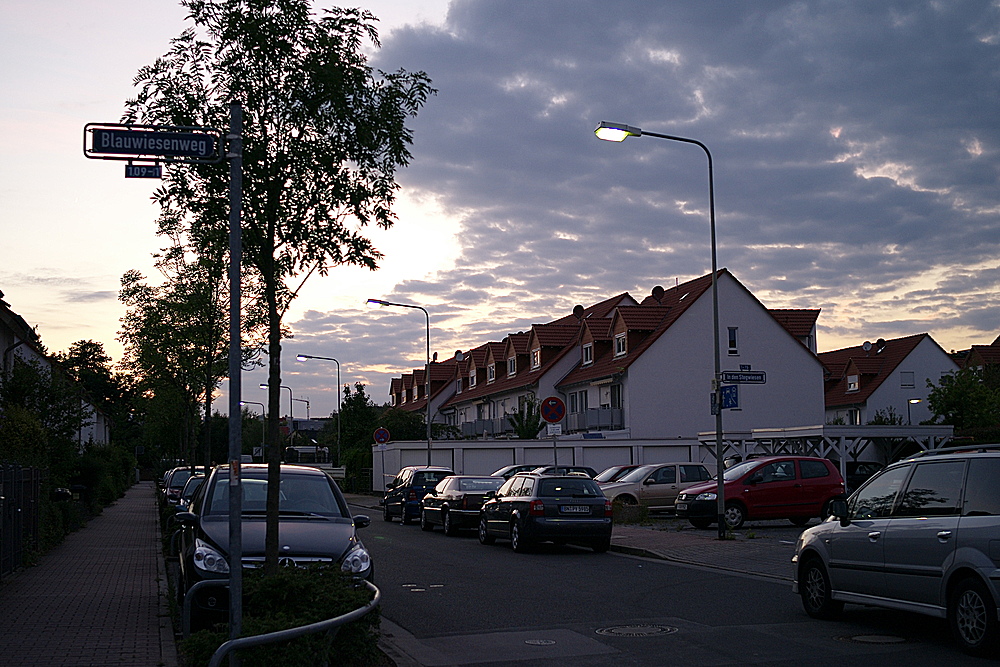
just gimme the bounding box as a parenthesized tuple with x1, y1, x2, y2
(2, 1, 998, 419)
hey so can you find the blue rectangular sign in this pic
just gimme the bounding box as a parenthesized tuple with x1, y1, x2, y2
(721, 384, 739, 409)
(125, 164, 162, 179)
(89, 128, 218, 160)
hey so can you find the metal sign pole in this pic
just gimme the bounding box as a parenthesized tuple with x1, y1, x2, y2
(226, 102, 244, 649)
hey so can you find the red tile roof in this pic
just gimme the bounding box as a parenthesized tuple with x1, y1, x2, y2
(819, 333, 929, 408)
(769, 309, 820, 339)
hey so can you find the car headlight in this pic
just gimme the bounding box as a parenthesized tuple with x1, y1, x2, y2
(341, 543, 372, 575)
(193, 539, 230, 574)
(695, 492, 718, 501)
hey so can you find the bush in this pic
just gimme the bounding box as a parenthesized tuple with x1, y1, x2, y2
(613, 502, 649, 524)
(179, 566, 380, 667)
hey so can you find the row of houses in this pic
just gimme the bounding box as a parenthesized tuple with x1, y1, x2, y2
(0, 290, 109, 448)
(383, 270, 992, 442)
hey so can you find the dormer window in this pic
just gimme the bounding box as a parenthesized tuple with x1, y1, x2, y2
(614, 333, 627, 357)
(508, 356, 516, 376)
(531, 348, 541, 369)
(456, 378, 462, 394)
(847, 374, 859, 392)
(487, 363, 496, 383)
(582, 343, 593, 366)
(469, 370, 477, 388)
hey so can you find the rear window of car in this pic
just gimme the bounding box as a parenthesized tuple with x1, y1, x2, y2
(538, 479, 602, 497)
(964, 458, 1000, 516)
(414, 471, 452, 485)
(799, 460, 831, 479)
(459, 478, 503, 492)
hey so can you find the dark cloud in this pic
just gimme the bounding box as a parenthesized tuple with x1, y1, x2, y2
(276, 0, 1000, 416)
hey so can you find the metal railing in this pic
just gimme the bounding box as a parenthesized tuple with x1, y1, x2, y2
(181, 579, 380, 667)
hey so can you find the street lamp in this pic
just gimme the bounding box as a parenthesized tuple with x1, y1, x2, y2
(292, 397, 310, 420)
(907, 398, 922, 425)
(260, 382, 294, 430)
(595, 120, 726, 539)
(239, 400, 266, 456)
(367, 298, 433, 465)
(297, 354, 342, 466)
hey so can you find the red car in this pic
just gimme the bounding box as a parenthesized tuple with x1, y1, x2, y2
(675, 456, 845, 529)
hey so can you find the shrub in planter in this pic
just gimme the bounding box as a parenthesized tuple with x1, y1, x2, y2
(179, 565, 380, 667)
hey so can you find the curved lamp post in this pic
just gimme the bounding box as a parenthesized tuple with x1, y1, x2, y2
(239, 400, 266, 455)
(367, 298, 433, 465)
(595, 120, 726, 539)
(297, 354, 342, 465)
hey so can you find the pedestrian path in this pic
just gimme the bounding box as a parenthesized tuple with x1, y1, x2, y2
(0, 481, 176, 667)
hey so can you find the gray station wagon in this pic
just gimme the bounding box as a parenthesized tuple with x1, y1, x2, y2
(792, 445, 1000, 657)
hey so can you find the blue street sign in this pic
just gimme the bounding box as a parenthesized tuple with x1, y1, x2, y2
(721, 384, 739, 409)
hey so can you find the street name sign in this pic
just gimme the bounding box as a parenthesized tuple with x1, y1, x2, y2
(84, 123, 222, 163)
(722, 370, 766, 384)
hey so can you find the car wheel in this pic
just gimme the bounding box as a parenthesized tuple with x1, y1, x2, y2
(420, 509, 434, 531)
(800, 557, 843, 620)
(443, 510, 458, 536)
(723, 502, 746, 530)
(689, 518, 713, 529)
(592, 537, 611, 553)
(382, 504, 392, 522)
(615, 495, 638, 505)
(950, 576, 999, 657)
(401, 509, 414, 525)
(478, 515, 495, 545)
(511, 520, 531, 553)
(789, 517, 810, 527)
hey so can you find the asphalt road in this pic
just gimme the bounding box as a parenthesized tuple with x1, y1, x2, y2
(353, 502, 989, 667)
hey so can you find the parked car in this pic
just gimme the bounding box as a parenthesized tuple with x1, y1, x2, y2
(676, 456, 845, 529)
(594, 464, 643, 484)
(420, 475, 504, 535)
(176, 464, 372, 629)
(793, 446, 1000, 657)
(530, 465, 599, 478)
(163, 467, 196, 505)
(383, 466, 455, 524)
(599, 462, 713, 511)
(176, 474, 205, 511)
(478, 473, 612, 553)
(490, 464, 540, 480)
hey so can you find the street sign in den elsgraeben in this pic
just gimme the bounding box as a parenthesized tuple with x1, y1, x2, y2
(84, 123, 223, 163)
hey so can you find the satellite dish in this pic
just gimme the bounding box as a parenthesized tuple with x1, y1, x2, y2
(432, 352, 438, 362)
(455, 350, 464, 362)
(863, 341, 872, 352)
(651, 285, 665, 302)
(573, 304, 585, 319)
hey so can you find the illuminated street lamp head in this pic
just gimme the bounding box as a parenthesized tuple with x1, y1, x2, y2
(366, 298, 387, 308)
(259, 383, 268, 389)
(296, 355, 308, 361)
(595, 121, 643, 142)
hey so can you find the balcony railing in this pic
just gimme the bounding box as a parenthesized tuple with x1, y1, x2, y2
(566, 408, 623, 432)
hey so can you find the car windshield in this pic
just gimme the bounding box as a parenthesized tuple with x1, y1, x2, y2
(616, 466, 657, 483)
(170, 469, 194, 488)
(538, 478, 603, 497)
(595, 466, 638, 483)
(207, 474, 345, 517)
(459, 477, 503, 492)
(723, 460, 764, 482)
(181, 477, 204, 499)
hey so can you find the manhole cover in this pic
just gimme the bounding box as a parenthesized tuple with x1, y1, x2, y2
(835, 634, 909, 645)
(595, 624, 679, 637)
(524, 639, 556, 646)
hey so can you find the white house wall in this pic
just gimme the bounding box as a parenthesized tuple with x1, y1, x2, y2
(628, 274, 825, 439)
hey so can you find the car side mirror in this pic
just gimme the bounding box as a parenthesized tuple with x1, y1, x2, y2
(643, 477, 655, 485)
(175, 511, 197, 526)
(828, 499, 850, 524)
(353, 514, 371, 529)
(484, 490, 496, 499)
(748, 475, 763, 485)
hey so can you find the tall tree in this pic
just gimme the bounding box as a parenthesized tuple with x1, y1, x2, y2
(123, 0, 434, 571)
(926, 367, 1000, 432)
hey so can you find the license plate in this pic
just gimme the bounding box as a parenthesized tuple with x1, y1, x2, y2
(676, 502, 688, 511)
(560, 505, 590, 513)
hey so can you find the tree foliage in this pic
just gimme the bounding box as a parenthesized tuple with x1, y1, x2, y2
(926, 366, 1000, 431)
(508, 399, 545, 439)
(123, 0, 434, 570)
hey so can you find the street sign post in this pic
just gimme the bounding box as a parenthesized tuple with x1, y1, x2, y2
(540, 396, 566, 423)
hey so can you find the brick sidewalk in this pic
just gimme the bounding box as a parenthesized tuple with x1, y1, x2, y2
(0, 481, 176, 667)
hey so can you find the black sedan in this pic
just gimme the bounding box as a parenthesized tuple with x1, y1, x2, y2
(420, 475, 504, 535)
(175, 464, 372, 629)
(478, 473, 612, 553)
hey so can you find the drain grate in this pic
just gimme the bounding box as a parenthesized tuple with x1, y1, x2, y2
(595, 624, 679, 637)
(835, 634, 909, 645)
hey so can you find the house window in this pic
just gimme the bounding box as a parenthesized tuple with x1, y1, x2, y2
(848, 408, 861, 425)
(900, 371, 914, 388)
(847, 374, 859, 392)
(610, 384, 623, 409)
(456, 378, 462, 394)
(614, 333, 626, 357)
(582, 343, 593, 365)
(531, 348, 541, 369)
(508, 356, 516, 376)
(728, 327, 739, 355)
(469, 370, 477, 388)
(487, 364, 495, 383)
(569, 390, 588, 413)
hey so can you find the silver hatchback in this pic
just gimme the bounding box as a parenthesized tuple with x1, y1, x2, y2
(792, 446, 1000, 657)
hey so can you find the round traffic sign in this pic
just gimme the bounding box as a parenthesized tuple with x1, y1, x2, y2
(540, 396, 566, 423)
(373, 427, 391, 444)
